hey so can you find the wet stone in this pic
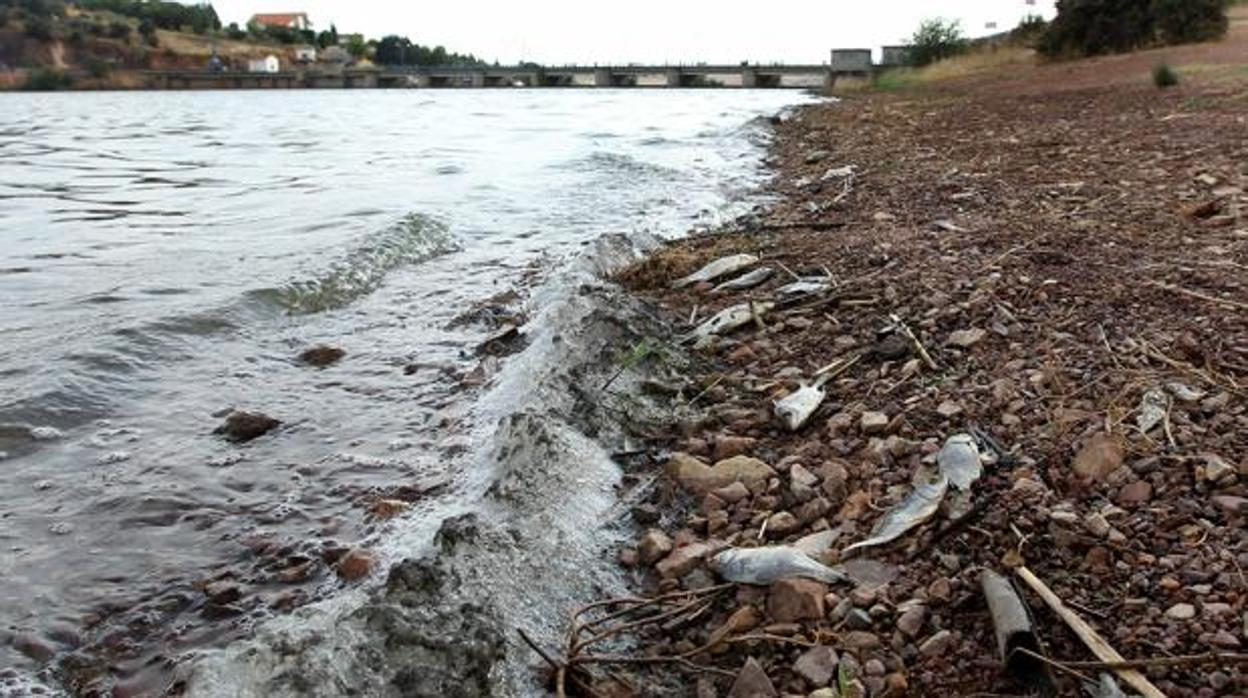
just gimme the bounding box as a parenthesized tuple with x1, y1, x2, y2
(299, 345, 346, 367)
(792, 645, 839, 687)
(767, 578, 827, 622)
(214, 411, 281, 443)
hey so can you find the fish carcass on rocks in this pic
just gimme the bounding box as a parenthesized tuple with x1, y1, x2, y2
(672, 254, 759, 288)
(688, 301, 775, 346)
(842, 464, 948, 556)
(713, 266, 774, 292)
(710, 545, 848, 585)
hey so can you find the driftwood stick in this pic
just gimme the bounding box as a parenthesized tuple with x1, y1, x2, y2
(1018, 649, 1248, 672)
(889, 313, 939, 371)
(1016, 566, 1165, 698)
(1149, 281, 1248, 312)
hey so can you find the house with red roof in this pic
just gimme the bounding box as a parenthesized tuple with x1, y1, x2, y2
(249, 12, 312, 31)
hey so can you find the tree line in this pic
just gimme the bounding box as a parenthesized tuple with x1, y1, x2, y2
(907, 0, 1231, 67)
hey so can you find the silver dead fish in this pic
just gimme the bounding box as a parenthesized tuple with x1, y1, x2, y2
(713, 267, 774, 292)
(688, 301, 774, 343)
(773, 374, 830, 431)
(673, 254, 759, 289)
(776, 278, 830, 298)
(1136, 387, 1168, 434)
(842, 466, 948, 556)
(937, 433, 982, 491)
(710, 546, 848, 585)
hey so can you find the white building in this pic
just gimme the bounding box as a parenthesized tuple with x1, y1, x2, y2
(247, 55, 281, 73)
(294, 45, 317, 63)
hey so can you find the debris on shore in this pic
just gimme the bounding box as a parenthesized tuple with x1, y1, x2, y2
(531, 78, 1248, 696)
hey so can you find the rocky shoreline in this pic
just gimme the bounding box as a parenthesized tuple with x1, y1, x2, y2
(545, 77, 1247, 696)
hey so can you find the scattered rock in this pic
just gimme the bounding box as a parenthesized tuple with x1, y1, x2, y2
(896, 604, 927, 638)
(860, 411, 889, 435)
(767, 578, 827, 622)
(335, 548, 374, 581)
(299, 345, 345, 367)
(792, 646, 839, 687)
(919, 629, 955, 657)
(638, 529, 674, 565)
(1165, 603, 1196, 620)
(1072, 434, 1124, 481)
(665, 453, 775, 495)
(369, 499, 410, 519)
(655, 542, 714, 579)
(946, 328, 987, 348)
(765, 511, 801, 537)
(728, 657, 777, 698)
(214, 411, 281, 443)
(713, 435, 757, 461)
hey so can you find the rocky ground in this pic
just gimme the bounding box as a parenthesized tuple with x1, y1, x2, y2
(545, 63, 1248, 697)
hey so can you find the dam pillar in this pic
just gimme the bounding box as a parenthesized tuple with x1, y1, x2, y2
(413, 74, 432, 88)
(471, 71, 486, 88)
(594, 68, 613, 87)
(665, 68, 682, 88)
(741, 67, 758, 88)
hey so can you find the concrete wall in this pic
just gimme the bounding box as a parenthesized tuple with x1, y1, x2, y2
(831, 49, 872, 72)
(880, 46, 913, 67)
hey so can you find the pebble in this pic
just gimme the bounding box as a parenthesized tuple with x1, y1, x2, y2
(638, 529, 673, 565)
(335, 548, 374, 581)
(792, 645, 839, 687)
(896, 605, 927, 638)
(768, 579, 826, 623)
(860, 411, 889, 435)
(1164, 603, 1196, 620)
(919, 629, 955, 656)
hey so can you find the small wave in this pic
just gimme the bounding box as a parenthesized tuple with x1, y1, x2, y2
(557, 151, 681, 180)
(249, 213, 460, 315)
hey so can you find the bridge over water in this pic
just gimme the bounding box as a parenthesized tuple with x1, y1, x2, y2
(146, 51, 884, 90)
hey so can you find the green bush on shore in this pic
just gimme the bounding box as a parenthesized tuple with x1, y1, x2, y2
(909, 18, 968, 67)
(1040, 0, 1229, 57)
(1153, 63, 1180, 87)
(21, 68, 74, 91)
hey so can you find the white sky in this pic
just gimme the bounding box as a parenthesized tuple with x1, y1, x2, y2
(213, 1, 1057, 64)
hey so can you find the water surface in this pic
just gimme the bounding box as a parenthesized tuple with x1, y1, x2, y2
(0, 88, 809, 694)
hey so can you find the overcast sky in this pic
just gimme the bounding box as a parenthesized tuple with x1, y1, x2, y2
(213, 1, 1057, 64)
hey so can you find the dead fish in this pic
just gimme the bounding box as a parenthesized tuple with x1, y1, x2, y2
(1164, 382, 1205, 403)
(688, 301, 774, 343)
(673, 254, 758, 289)
(776, 278, 830, 297)
(937, 433, 982, 490)
(842, 466, 948, 556)
(1136, 387, 1168, 434)
(710, 546, 848, 585)
(713, 267, 773, 292)
(773, 375, 830, 431)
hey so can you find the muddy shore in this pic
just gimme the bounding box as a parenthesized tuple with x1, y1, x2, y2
(547, 73, 1247, 696)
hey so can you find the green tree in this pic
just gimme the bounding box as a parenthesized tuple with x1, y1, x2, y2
(138, 17, 157, 46)
(24, 14, 54, 39)
(345, 33, 366, 58)
(1039, 0, 1229, 57)
(909, 18, 967, 67)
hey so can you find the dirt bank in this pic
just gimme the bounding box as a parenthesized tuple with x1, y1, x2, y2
(542, 38, 1248, 698)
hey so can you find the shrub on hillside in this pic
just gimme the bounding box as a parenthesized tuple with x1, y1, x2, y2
(1152, 63, 1179, 87)
(910, 18, 968, 67)
(21, 67, 72, 90)
(1040, 0, 1229, 57)
(24, 14, 53, 39)
(107, 20, 130, 40)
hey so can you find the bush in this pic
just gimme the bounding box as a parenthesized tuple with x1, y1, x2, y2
(1152, 63, 1179, 87)
(1152, 0, 1228, 44)
(138, 17, 157, 46)
(24, 14, 54, 39)
(21, 67, 73, 90)
(1012, 14, 1049, 44)
(85, 56, 111, 78)
(1040, 0, 1229, 57)
(223, 21, 245, 40)
(107, 20, 130, 40)
(909, 18, 968, 67)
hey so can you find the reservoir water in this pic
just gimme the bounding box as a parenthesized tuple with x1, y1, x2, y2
(0, 89, 810, 695)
